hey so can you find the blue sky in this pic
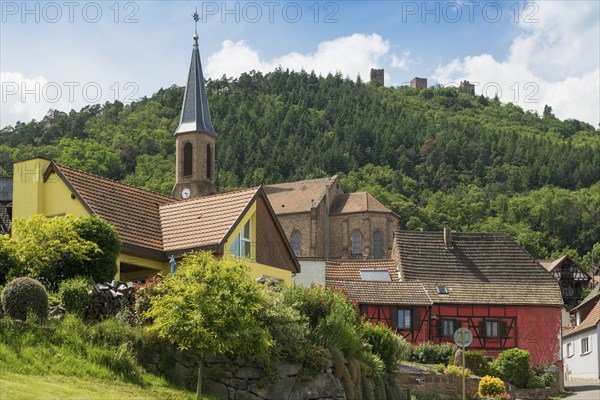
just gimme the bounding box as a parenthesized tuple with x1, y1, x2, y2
(1, 1, 599, 128)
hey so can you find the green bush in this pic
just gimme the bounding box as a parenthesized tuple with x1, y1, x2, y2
(526, 375, 546, 389)
(463, 350, 490, 377)
(362, 321, 404, 372)
(70, 216, 120, 283)
(478, 375, 506, 397)
(444, 365, 471, 376)
(59, 277, 91, 317)
(1, 277, 48, 321)
(491, 348, 530, 388)
(0, 285, 3, 316)
(410, 341, 457, 365)
(528, 364, 554, 388)
(0, 235, 18, 285)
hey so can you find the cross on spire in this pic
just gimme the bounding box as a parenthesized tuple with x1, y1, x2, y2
(193, 9, 199, 34)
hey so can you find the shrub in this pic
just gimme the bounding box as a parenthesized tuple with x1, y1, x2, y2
(59, 277, 91, 317)
(444, 365, 471, 376)
(463, 350, 490, 377)
(478, 375, 506, 397)
(133, 276, 163, 325)
(526, 375, 546, 389)
(491, 348, 530, 388)
(8, 215, 119, 290)
(1, 277, 48, 320)
(70, 216, 120, 283)
(410, 341, 457, 365)
(528, 364, 554, 388)
(0, 235, 18, 285)
(362, 321, 404, 372)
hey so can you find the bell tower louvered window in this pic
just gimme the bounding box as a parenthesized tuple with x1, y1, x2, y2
(206, 144, 212, 180)
(183, 142, 193, 177)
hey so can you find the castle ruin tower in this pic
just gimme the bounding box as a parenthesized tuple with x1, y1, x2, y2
(172, 18, 217, 200)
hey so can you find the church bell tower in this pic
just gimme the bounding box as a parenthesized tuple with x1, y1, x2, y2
(172, 15, 216, 200)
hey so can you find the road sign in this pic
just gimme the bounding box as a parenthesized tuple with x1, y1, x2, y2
(453, 327, 473, 347)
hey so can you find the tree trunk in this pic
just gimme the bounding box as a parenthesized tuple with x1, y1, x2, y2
(196, 359, 203, 399)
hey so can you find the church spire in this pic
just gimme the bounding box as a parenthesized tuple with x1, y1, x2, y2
(171, 13, 217, 200)
(174, 11, 215, 136)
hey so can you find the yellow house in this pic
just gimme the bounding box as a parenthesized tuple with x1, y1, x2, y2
(11, 156, 299, 282)
(10, 30, 301, 282)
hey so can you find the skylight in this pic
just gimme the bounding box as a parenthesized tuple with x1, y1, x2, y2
(360, 270, 391, 281)
(437, 285, 449, 294)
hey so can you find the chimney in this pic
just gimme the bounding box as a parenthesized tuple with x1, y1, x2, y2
(443, 225, 452, 249)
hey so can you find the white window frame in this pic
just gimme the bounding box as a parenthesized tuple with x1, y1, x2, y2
(566, 342, 574, 358)
(581, 336, 591, 355)
(443, 319, 455, 337)
(398, 309, 411, 330)
(230, 219, 252, 259)
(486, 320, 500, 338)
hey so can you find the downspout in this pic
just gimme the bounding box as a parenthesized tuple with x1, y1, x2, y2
(325, 183, 330, 259)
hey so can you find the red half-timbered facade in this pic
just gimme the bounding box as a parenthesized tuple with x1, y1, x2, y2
(326, 229, 564, 365)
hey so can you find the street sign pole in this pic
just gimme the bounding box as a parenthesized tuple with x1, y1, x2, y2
(453, 327, 473, 400)
(462, 329, 466, 400)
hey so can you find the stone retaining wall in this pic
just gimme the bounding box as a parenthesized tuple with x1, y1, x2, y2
(395, 372, 480, 398)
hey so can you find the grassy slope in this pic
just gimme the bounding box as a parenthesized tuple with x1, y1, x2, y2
(0, 317, 212, 400)
(0, 373, 200, 400)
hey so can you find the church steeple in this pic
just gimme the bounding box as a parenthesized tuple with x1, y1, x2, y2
(172, 13, 217, 200)
(175, 13, 215, 136)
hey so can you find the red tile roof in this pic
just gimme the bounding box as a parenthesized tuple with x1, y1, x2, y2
(326, 260, 399, 281)
(160, 188, 258, 252)
(329, 192, 392, 214)
(53, 163, 176, 254)
(328, 280, 432, 306)
(264, 176, 338, 214)
(564, 299, 600, 337)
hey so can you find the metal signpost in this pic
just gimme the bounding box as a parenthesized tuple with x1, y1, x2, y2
(453, 327, 473, 400)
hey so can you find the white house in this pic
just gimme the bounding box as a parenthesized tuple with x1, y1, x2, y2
(563, 286, 600, 381)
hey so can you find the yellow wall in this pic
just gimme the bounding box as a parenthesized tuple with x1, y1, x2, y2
(222, 202, 292, 283)
(12, 158, 291, 283)
(12, 158, 90, 219)
(12, 157, 166, 281)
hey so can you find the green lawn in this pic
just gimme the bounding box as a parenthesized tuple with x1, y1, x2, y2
(0, 373, 203, 400)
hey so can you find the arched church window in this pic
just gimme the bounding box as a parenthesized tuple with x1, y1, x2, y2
(374, 230, 383, 259)
(183, 142, 193, 177)
(206, 144, 213, 180)
(291, 230, 301, 257)
(351, 230, 362, 255)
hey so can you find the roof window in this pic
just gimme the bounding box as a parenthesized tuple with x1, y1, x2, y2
(360, 270, 391, 281)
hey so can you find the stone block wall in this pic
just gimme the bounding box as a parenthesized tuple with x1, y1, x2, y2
(395, 372, 480, 398)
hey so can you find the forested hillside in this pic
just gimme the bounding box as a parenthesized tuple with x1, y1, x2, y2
(1, 70, 599, 268)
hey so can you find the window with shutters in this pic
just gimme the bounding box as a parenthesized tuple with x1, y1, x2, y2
(581, 337, 591, 355)
(373, 230, 383, 259)
(290, 230, 301, 257)
(479, 319, 507, 338)
(183, 142, 193, 177)
(397, 309, 411, 329)
(351, 230, 362, 255)
(442, 319, 460, 337)
(566, 342, 574, 357)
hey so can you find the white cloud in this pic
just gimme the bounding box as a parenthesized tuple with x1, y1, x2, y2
(390, 51, 415, 71)
(433, 2, 600, 125)
(0, 72, 57, 126)
(206, 33, 391, 81)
